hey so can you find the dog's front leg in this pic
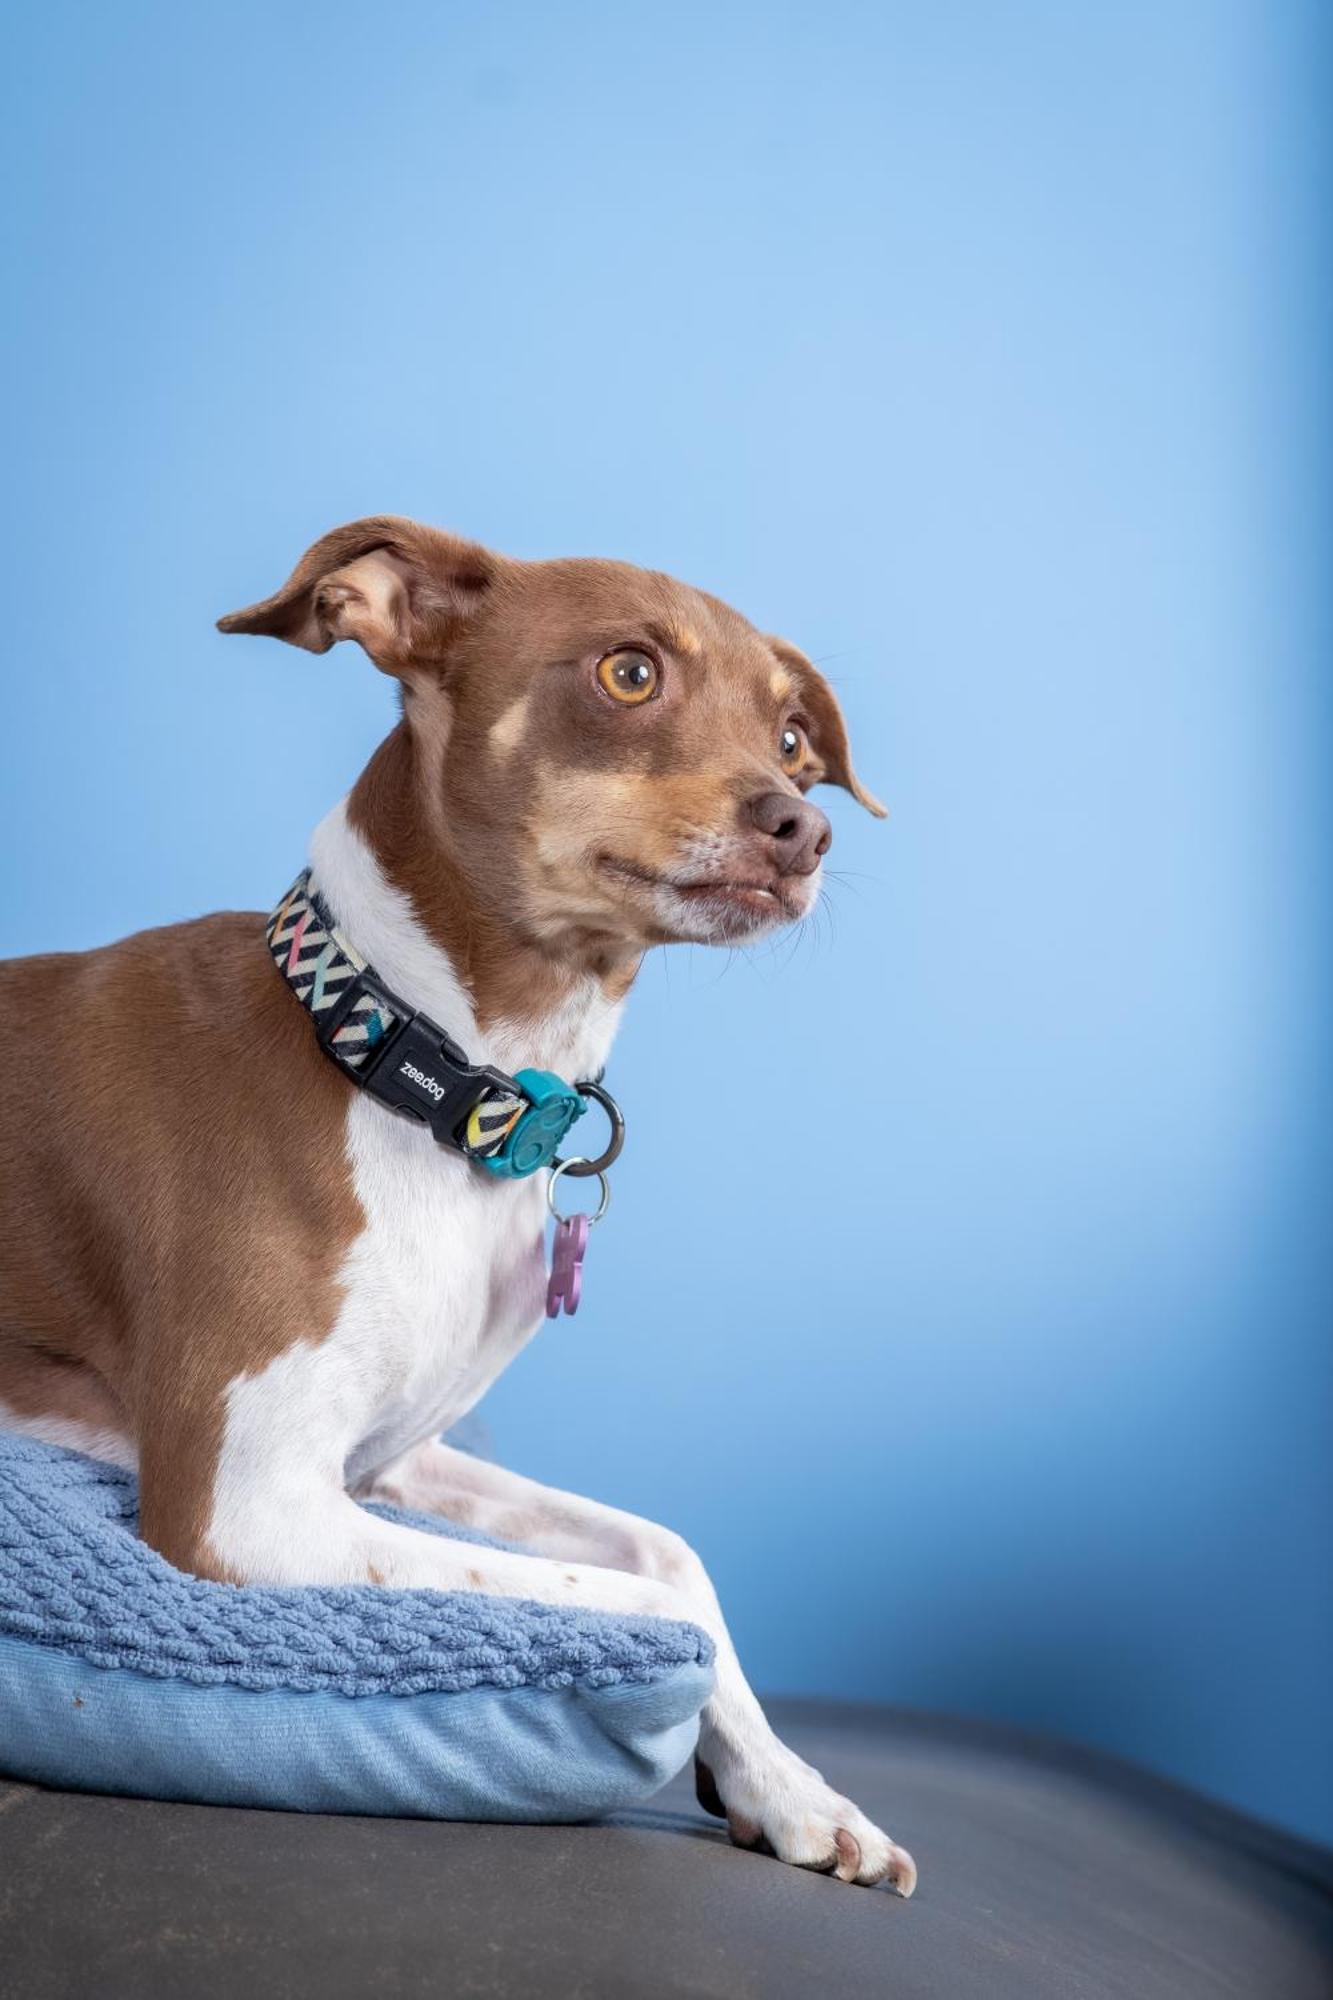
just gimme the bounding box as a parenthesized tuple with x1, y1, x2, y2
(175, 1462, 693, 1623)
(367, 1440, 917, 1892)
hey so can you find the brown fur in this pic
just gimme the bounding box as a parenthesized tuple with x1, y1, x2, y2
(0, 918, 363, 1570)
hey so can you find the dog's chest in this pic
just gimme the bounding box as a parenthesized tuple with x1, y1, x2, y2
(337, 1094, 549, 1483)
(299, 804, 624, 1486)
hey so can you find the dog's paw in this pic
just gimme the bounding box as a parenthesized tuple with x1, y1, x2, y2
(694, 1743, 917, 1893)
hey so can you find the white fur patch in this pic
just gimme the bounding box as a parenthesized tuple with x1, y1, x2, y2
(487, 694, 531, 758)
(0, 1399, 138, 1471)
(206, 801, 622, 1577)
(641, 831, 822, 945)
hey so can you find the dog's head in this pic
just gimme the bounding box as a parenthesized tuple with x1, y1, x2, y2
(220, 516, 883, 953)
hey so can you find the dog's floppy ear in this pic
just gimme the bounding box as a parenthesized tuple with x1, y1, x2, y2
(217, 515, 498, 681)
(768, 637, 886, 818)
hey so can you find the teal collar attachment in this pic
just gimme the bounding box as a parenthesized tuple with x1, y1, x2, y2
(267, 869, 623, 1183)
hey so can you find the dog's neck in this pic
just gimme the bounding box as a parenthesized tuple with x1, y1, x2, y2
(309, 739, 625, 1085)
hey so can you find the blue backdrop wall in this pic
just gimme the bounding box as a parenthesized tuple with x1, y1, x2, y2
(2, 3, 1329, 1843)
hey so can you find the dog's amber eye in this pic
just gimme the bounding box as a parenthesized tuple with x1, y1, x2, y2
(597, 650, 659, 705)
(780, 723, 811, 775)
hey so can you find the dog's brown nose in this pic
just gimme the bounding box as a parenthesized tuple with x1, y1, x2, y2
(745, 791, 832, 876)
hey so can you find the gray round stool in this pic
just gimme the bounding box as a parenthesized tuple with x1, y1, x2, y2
(2, 1699, 1329, 1997)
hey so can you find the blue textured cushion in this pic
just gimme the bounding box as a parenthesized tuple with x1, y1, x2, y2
(0, 1435, 714, 1818)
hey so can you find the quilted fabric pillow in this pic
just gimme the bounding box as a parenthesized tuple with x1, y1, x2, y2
(0, 1435, 714, 1818)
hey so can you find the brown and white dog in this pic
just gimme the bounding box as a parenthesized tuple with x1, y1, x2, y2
(0, 516, 915, 1893)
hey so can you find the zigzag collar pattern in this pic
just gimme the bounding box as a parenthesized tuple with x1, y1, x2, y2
(266, 869, 589, 1179)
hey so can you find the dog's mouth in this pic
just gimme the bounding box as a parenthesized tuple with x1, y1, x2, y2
(598, 854, 807, 931)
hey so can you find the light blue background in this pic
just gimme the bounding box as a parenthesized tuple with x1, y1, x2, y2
(2, 3, 1329, 1842)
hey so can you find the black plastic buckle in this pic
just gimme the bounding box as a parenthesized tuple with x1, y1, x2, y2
(317, 973, 519, 1152)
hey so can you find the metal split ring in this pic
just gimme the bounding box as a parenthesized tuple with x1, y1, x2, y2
(558, 1078, 625, 1179)
(547, 1157, 611, 1225)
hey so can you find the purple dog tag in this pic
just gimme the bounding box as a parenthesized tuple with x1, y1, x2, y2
(546, 1212, 589, 1318)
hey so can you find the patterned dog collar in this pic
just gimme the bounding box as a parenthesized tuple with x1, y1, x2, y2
(267, 870, 590, 1178)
